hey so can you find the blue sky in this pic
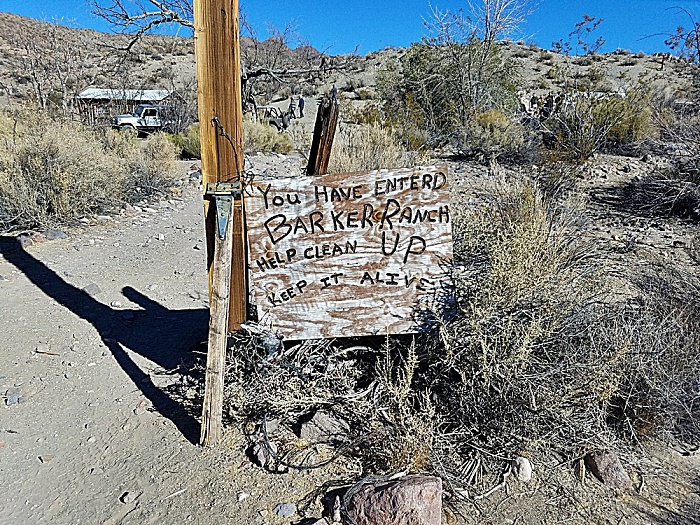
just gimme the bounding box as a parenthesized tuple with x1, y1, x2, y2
(0, 0, 695, 55)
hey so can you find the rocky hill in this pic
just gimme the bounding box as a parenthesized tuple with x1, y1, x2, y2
(0, 11, 693, 115)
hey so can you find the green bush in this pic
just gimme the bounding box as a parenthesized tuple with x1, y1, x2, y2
(377, 40, 520, 149)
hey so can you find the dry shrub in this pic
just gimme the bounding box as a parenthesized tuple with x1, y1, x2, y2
(169, 123, 201, 159)
(0, 110, 179, 231)
(543, 91, 654, 160)
(467, 109, 536, 162)
(122, 132, 177, 202)
(243, 120, 293, 154)
(328, 123, 427, 174)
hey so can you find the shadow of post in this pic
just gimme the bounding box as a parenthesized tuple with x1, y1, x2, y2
(1, 239, 208, 444)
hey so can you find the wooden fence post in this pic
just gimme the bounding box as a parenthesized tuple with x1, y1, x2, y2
(306, 95, 340, 176)
(194, 0, 246, 446)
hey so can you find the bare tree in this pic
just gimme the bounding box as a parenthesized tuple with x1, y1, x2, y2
(91, 0, 347, 113)
(664, 7, 700, 64)
(9, 19, 113, 117)
(88, 0, 193, 52)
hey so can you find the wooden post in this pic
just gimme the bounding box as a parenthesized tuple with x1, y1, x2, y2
(194, 0, 247, 332)
(306, 95, 340, 176)
(194, 0, 246, 446)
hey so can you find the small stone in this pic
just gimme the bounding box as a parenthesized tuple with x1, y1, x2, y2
(133, 407, 146, 415)
(82, 283, 101, 296)
(110, 301, 123, 308)
(193, 244, 202, 251)
(87, 436, 96, 444)
(35, 342, 52, 354)
(273, 502, 296, 518)
(79, 218, 90, 225)
(238, 491, 249, 502)
(38, 455, 55, 463)
(252, 441, 277, 468)
(0, 275, 9, 282)
(511, 456, 533, 482)
(120, 491, 139, 504)
(585, 450, 632, 489)
(44, 229, 68, 240)
(30, 232, 47, 243)
(157, 233, 165, 241)
(16, 234, 32, 248)
(5, 388, 20, 406)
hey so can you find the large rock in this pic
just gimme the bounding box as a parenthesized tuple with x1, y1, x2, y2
(344, 475, 442, 525)
(584, 450, 632, 489)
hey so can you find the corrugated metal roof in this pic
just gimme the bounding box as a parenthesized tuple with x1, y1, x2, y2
(77, 89, 171, 101)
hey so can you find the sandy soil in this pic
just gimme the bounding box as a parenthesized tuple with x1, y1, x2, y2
(1, 156, 699, 525)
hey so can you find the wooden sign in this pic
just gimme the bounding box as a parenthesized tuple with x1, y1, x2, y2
(245, 165, 453, 340)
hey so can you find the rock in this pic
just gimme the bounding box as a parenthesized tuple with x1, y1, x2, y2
(273, 502, 296, 518)
(30, 232, 47, 243)
(38, 455, 55, 463)
(120, 491, 139, 504)
(252, 441, 278, 468)
(300, 410, 351, 444)
(193, 244, 202, 251)
(110, 301, 123, 308)
(5, 387, 21, 406)
(16, 234, 32, 248)
(44, 229, 68, 240)
(584, 450, 632, 489)
(238, 491, 249, 502)
(344, 475, 442, 525)
(82, 283, 101, 296)
(0, 275, 9, 282)
(511, 456, 533, 482)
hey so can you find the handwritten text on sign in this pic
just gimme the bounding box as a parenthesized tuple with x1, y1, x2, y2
(245, 165, 453, 340)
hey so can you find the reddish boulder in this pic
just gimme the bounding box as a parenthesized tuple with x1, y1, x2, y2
(344, 475, 442, 525)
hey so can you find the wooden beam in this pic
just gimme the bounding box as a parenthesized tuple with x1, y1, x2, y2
(194, 0, 247, 332)
(194, 0, 246, 446)
(199, 195, 233, 446)
(306, 95, 339, 176)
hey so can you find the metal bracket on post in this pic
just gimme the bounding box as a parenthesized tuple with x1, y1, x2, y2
(205, 182, 241, 240)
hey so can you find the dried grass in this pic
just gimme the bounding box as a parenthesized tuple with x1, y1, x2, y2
(0, 109, 178, 231)
(328, 123, 428, 174)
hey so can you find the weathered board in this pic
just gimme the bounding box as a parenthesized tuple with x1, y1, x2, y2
(245, 165, 453, 340)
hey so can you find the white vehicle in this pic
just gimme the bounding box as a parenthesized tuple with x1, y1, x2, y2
(111, 104, 174, 134)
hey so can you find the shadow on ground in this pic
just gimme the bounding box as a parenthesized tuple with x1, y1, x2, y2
(1, 237, 208, 444)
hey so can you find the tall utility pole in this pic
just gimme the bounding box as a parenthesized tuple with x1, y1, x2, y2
(194, 0, 246, 446)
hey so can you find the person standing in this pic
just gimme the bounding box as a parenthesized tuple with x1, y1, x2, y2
(331, 84, 337, 102)
(298, 96, 305, 118)
(288, 96, 297, 118)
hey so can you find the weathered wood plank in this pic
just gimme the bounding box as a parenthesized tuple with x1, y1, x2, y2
(245, 166, 453, 340)
(307, 95, 339, 176)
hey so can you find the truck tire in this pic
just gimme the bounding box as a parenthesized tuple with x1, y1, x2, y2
(119, 125, 138, 137)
